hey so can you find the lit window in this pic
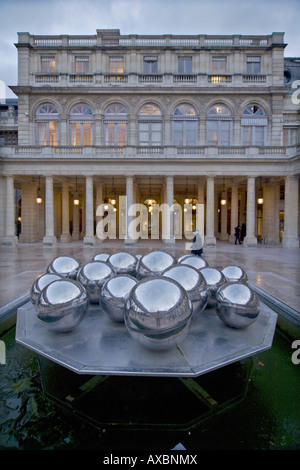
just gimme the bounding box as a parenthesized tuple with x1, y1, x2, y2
(173, 104, 198, 146)
(41, 56, 55, 73)
(69, 103, 94, 146)
(212, 56, 227, 74)
(207, 104, 232, 146)
(109, 57, 124, 73)
(178, 57, 192, 74)
(241, 104, 267, 146)
(138, 104, 162, 146)
(36, 103, 59, 146)
(143, 57, 158, 73)
(75, 56, 90, 73)
(104, 103, 128, 146)
(246, 56, 261, 74)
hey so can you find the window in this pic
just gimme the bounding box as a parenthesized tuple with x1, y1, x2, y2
(36, 103, 59, 146)
(282, 127, 298, 146)
(143, 57, 158, 74)
(207, 104, 232, 146)
(41, 56, 55, 73)
(178, 57, 192, 74)
(69, 103, 94, 146)
(173, 104, 197, 146)
(104, 103, 128, 146)
(212, 56, 227, 74)
(241, 104, 267, 146)
(246, 56, 261, 74)
(75, 56, 89, 73)
(138, 104, 162, 146)
(109, 57, 124, 73)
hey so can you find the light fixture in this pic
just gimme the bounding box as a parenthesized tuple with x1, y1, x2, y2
(73, 177, 80, 206)
(145, 176, 155, 206)
(36, 176, 43, 204)
(110, 177, 116, 205)
(257, 177, 264, 205)
(192, 184, 197, 210)
(104, 184, 109, 210)
(220, 177, 227, 206)
(184, 177, 190, 204)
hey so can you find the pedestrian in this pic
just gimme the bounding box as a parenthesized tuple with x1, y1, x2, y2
(191, 228, 203, 257)
(234, 225, 241, 245)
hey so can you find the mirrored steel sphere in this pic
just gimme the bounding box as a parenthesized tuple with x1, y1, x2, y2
(179, 255, 208, 270)
(125, 276, 193, 350)
(216, 282, 260, 329)
(47, 256, 81, 279)
(93, 253, 109, 262)
(30, 273, 63, 305)
(136, 250, 176, 279)
(162, 264, 208, 314)
(222, 265, 248, 283)
(107, 252, 138, 276)
(36, 279, 88, 333)
(200, 267, 226, 307)
(100, 274, 138, 323)
(177, 254, 192, 263)
(77, 261, 115, 303)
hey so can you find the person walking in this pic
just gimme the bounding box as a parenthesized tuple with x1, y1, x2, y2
(234, 225, 242, 245)
(191, 228, 203, 257)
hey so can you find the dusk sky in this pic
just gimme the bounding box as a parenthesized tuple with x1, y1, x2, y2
(0, 0, 299, 98)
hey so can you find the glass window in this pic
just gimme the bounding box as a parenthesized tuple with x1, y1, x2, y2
(138, 104, 162, 146)
(41, 56, 55, 73)
(104, 103, 128, 146)
(143, 57, 158, 74)
(212, 56, 227, 74)
(246, 56, 261, 74)
(69, 103, 94, 146)
(207, 104, 232, 146)
(173, 104, 198, 146)
(282, 127, 298, 146)
(75, 56, 89, 73)
(36, 103, 59, 146)
(241, 104, 267, 146)
(109, 57, 124, 73)
(178, 57, 192, 74)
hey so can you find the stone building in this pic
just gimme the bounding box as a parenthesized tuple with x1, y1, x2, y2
(0, 29, 299, 247)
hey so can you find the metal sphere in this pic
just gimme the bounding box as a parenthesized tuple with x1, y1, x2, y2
(47, 256, 81, 279)
(179, 255, 208, 270)
(200, 267, 226, 307)
(177, 254, 192, 262)
(221, 265, 248, 283)
(36, 279, 88, 333)
(216, 282, 260, 329)
(107, 252, 138, 276)
(136, 250, 177, 279)
(162, 264, 208, 314)
(100, 274, 138, 323)
(93, 253, 109, 262)
(77, 261, 115, 303)
(125, 276, 193, 351)
(30, 273, 63, 305)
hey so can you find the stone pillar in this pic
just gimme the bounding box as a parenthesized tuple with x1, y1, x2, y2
(3, 176, 18, 245)
(196, 177, 205, 244)
(19, 182, 38, 243)
(60, 182, 71, 243)
(43, 176, 56, 246)
(229, 184, 239, 243)
(95, 181, 103, 242)
(282, 176, 299, 247)
(220, 200, 228, 240)
(164, 176, 175, 245)
(125, 176, 135, 245)
(0, 177, 5, 242)
(244, 177, 257, 247)
(83, 176, 95, 246)
(205, 176, 216, 246)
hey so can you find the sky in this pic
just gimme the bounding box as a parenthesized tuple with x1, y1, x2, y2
(0, 0, 299, 98)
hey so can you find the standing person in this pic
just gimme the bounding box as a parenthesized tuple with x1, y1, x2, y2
(191, 228, 203, 257)
(234, 225, 241, 245)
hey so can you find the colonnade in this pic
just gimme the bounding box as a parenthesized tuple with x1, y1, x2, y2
(0, 174, 299, 248)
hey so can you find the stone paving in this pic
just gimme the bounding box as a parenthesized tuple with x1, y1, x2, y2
(0, 239, 299, 314)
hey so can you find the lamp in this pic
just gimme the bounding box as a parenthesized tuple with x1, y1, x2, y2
(145, 176, 155, 206)
(192, 184, 197, 210)
(257, 177, 264, 205)
(73, 177, 80, 206)
(220, 177, 227, 206)
(110, 177, 116, 205)
(104, 184, 109, 210)
(36, 176, 43, 204)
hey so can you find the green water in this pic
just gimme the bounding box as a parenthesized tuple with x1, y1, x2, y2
(0, 327, 299, 451)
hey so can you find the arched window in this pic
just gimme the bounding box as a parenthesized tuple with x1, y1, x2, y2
(36, 103, 59, 146)
(207, 104, 232, 146)
(241, 104, 267, 146)
(69, 103, 94, 146)
(138, 103, 162, 146)
(104, 103, 128, 146)
(173, 104, 198, 146)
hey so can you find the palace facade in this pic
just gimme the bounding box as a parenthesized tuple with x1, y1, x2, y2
(0, 30, 299, 247)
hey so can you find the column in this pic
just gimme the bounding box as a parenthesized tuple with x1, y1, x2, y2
(220, 200, 228, 240)
(72, 202, 80, 241)
(83, 176, 95, 246)
(95, 181, 103, 242)
(125, 175, 135, 245)
(43, 176, 56, 246)
(282, 176, 299, 248)
(3, 176, 18, 245)
(19, 182, 38, 243)
(244, 177, 257, 247)
(205, 176, 216, 246)
(164, 176, 175, 245)
(229, 184, 239, 243)
(196, 177, 205, 245)
(60, 182, 71, 243)
(0, 177, 5, 242)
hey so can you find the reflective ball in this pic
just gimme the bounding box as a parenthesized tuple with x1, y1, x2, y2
(200, 267, 226, 307)
(216, 282, 260, 329)
(162, 264, 208, 314)
(107, 252, 138, 276)
(221, 265, 248, 283)
(93, 253, 109, 262)
(30, 273, 63, 305)
(177, 254, 192, 262)
(125, 276, 193, 350)
(77, 261, 115, 303)
(179, 255, 208, 270)
(47, 256, 81, 279)
(100, 274, 137, 323)
(136, 250, 176, 279)
(36, 279, 88, 333)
